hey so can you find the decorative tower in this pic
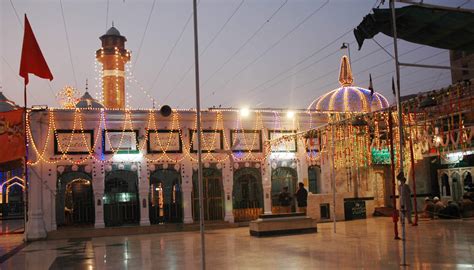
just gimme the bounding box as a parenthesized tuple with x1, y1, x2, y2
(96, 25, 130, 109)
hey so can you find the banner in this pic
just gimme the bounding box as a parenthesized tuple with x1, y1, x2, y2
(0, 109, 25, 163)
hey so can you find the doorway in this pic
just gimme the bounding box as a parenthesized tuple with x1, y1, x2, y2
(56, 172, 94, 226)
(232, 168, 263, 221)
(149, 169, 183, 224)
(271, 167, 298, 213)
(104, 170, 139, 227)
(192, 168, 224, 221)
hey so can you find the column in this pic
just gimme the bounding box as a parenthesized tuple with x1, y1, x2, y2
(26, 113, 47, 240)
(93, 163, 105, 228)
(182, 160, 193, 223)
(223, 161, 234, 223)
(138, 160, 150, 226)
(262, 160, 272, 214)
(26, 164, 47, 240)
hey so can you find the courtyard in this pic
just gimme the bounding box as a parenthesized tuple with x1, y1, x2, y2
(1, 217, 473, 269)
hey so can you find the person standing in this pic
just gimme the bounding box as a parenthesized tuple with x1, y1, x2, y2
(295, 182, 308, 214)
(398, 177, 413, 224)
(278, 187, 292, 213)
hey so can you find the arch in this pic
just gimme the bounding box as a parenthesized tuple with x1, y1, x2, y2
(104, 170, 139, 227)
(192, 168, 224, 221)
(149, 169, 183, 224)
(451, 172, 462, 201)
(441, 172, 450, 197)
(232, 167, 263, 222)
(56, 171, 94, 226)
(463, 171, 473, 192)
(271, 167, 298, 213)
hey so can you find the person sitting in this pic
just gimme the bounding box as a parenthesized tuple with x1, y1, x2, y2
(420, 197, 435, 219)
(433, 197, 445, 218)
(438, 201, 461, 219)
(460, 194, 474, 218)
(278, 187, 292, 213)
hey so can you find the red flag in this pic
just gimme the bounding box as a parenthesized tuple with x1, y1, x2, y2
(19, 14, 53, 85)
(0, 109, 25, 163)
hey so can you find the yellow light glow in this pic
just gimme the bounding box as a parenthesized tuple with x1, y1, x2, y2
(240, 107, 250, 117)
(286, 111, 295, 119)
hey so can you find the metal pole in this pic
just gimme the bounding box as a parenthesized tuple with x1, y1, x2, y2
(192, 1, 205, 269)
(347, 43, 351, 67)
(390, 0, 407, 266)
(23, 84, 28, 242)
(388, 111, 400, 240)
(331, 115, 336, 233)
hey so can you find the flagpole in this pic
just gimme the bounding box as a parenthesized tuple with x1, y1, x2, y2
(23, 84, 28, 242)
(192, 1, 206, 269)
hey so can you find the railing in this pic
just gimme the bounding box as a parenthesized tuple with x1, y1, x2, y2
(233, 208, 263, 222)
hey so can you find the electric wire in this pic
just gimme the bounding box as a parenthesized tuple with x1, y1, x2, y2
(148, 1, 198, 94)
(59, 0, 78, 89)
(105, 0, 110, 31)
(199, 0, 289, 89)
(238, 28, 354, 99)
(1, 56, 40, 104)
(7, 0, 55, 103)
(205, 0, 330, 97)
(9, 0, 23, 28)
(162, 0, 245, 103)
(132, 0, 157, 73)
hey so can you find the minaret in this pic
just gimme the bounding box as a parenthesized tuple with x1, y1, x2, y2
(338, 55, 354, 87)
(96, 24, 130, 109)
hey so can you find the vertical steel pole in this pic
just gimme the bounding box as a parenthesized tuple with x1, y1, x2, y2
(192, 1, 205, 269)
(331, 115, 336, 233)
(23, 84, 28, 242)
(389, 0, 406, 266)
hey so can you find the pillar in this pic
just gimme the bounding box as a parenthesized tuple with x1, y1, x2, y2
(26, 113, 47, 240)
(223, 161, 234, 223)
(262, 160, 272, 214)
(138, 160, 150, 226)
(26, 164, 47, 240)
(182, 160, 193, 223)
(93, 163, 105, 228)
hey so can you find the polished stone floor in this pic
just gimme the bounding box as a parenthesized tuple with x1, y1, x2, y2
(1, 218, 473, 269)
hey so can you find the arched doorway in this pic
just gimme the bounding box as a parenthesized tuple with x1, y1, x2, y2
(308, 165, 320, 194)
(232, 168, 263, 222)
(451, 172, 462, 201)
(271, 167, 298, 213)
(441, 173, 450, 197)
(463, 172, 473, 192)
(57, 172, 94, 226)
(149, 169, 183, 224)
(192, 167, 224, 221)
(104, 170, 139, 227)
(2, 181, 25, 218)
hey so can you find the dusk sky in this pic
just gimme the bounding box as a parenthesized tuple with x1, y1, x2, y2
(1, 0, 472, 109)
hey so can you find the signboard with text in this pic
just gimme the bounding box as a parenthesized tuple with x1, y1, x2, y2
(147, 130, 182, 153)
(190, 130, 223, 152)
(269, 130, 297, 152)
(103, 130, 138, 154)
(230, 130, 262, 152)
(54, 130, 93, 155)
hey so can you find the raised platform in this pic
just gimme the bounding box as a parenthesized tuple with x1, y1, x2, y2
(249, 213, 317, 237)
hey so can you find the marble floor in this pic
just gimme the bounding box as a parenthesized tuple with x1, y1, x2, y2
(1, 218, 473, 269)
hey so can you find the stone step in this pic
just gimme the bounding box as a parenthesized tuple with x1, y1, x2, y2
(47, 221, 240, 240)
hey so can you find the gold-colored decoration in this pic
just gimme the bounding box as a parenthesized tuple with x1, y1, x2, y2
(338, 55, 353, 87)
(57, 86, 79, 109)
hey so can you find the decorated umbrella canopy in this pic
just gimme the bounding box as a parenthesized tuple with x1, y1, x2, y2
(354, 5, 474, 52)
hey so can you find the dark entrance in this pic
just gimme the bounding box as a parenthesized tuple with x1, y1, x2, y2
(308, 165, 320, 194)
(232, 168, 263, 222)
(56, 172, 94, 226)
(149, 169, 183, 224)
(192, 168, 224, 221)
(104, 170, 139, 227)
(271, 167, 298, 213)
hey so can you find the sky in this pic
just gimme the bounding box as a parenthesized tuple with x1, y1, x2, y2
(1, 0, 472, 110)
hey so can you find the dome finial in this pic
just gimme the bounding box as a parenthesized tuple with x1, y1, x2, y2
(338, 55, 353, 87)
